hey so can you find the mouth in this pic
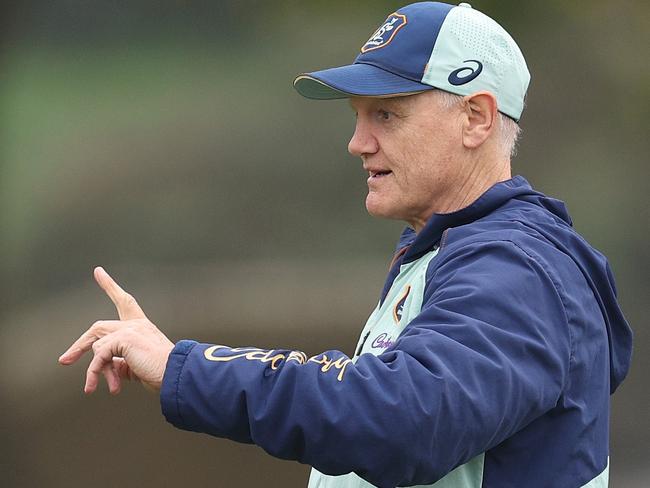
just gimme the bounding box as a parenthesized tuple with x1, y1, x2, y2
(368, 170, 392, 179)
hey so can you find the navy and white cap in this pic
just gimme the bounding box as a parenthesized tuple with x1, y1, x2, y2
(294, 2, 530, 121)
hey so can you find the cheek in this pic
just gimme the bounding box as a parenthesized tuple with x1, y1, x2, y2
(398, 137, 456, 200)
(397, 136, 439, 183)
(412, 128, 455, 167)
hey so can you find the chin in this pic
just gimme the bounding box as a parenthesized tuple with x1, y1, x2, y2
(365, 195, 401, 221)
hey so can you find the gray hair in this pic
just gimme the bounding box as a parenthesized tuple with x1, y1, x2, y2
(435, 90, 521, 159)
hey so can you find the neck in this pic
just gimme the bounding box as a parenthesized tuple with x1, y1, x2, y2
(411, 155, 511, 233)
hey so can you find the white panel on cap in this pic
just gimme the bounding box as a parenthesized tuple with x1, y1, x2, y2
(421, 5, 530, 120)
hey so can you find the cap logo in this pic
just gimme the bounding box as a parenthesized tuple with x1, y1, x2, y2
(448, 60, 483, 85)
(361, 12, 407, 53)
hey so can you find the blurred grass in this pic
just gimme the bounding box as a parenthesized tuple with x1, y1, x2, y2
(0, 28, 404, 309)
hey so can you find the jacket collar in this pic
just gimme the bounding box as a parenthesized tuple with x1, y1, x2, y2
(397, 175, 539, 263)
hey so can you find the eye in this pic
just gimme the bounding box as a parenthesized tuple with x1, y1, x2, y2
(377, 109, 392, 121)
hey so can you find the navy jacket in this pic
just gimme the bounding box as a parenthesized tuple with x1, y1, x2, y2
(160, 176, 632, 487)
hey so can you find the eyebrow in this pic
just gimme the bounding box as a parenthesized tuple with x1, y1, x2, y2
(382, 98, 406, 110)
(348, 97, 408, 111)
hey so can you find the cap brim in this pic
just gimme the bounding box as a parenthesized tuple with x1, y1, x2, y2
(293, 62, 434, 99)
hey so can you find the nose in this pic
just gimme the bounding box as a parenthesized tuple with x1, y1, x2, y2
(348, 117, 379, 157)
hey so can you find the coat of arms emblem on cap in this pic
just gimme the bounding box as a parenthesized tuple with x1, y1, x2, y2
(361, 12, 407, 53)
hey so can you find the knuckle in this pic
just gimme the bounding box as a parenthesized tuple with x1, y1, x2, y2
(121, 293, 137, 308)
(88, 361, 102, 374)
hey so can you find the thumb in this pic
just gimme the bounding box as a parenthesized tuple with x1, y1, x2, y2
(94, 266, 146, 320)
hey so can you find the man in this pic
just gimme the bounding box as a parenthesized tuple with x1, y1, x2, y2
(59, 2, 632, 487)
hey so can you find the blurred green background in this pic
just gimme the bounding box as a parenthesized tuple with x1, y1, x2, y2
(1, 1, 648, 486)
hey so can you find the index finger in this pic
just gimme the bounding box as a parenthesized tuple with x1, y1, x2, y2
(94, 266, 146, 320)
(58, 319, 124, 365)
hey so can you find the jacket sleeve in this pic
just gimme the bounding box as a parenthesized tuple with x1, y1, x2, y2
(160, 239, 571, 488)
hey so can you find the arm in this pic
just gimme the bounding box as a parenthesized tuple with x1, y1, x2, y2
(160, 240, 571, 487)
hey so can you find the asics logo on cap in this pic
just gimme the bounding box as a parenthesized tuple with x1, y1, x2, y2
(361, 12, 407, 53)
(448, 60, 483, 86)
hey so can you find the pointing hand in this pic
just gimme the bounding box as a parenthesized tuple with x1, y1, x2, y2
(59, 267, 175, 394)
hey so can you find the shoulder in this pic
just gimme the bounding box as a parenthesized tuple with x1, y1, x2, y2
(434, 200, 580, 276)
(423, 203, 585, 305)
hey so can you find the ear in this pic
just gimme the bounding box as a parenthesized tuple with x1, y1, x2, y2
(460, 91, 498, 150)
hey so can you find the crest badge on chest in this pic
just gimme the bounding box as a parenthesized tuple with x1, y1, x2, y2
(393, 285, 412, 324)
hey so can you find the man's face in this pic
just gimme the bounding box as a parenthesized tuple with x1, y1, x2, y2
(348, 91, 465, 231)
